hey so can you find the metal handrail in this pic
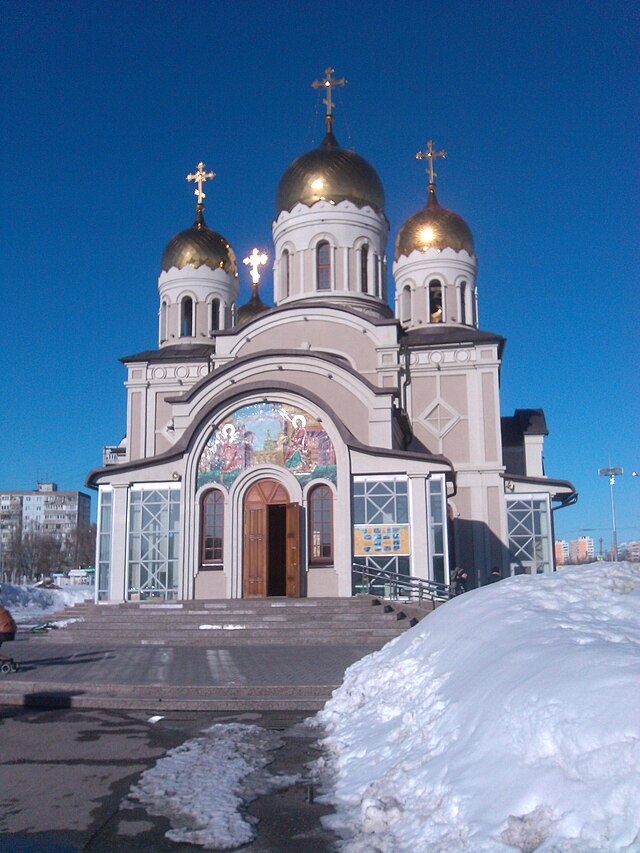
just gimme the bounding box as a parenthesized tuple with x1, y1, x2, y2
(352, 562, 452, 603)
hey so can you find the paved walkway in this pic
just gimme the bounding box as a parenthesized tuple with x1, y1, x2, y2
(0, 631, 380, 711)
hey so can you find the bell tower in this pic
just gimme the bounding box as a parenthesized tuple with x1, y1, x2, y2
(272, 68, 390, 318)
(394, 142, 478, 330)
(158, 162, 239, 346)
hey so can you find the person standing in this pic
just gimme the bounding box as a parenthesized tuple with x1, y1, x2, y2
(0, 605, 17, 662)
(452, 566, 469, 595)
(487, 566, 502, 584)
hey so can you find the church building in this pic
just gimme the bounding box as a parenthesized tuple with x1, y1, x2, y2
(88, 69, 576, 602)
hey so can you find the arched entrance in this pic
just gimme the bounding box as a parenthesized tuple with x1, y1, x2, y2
(243, 479, 300, 598)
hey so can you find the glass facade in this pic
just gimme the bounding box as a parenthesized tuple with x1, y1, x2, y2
(97, 488, 112, 602)
(352, 477, 410, 592)
(427, 475, 448, 584)
(506, 494, 552, 575)
(127, 486, 180, 600)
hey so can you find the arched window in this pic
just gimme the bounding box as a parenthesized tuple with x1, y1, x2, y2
(201, 489, 224, 567)
(308, 485, 333, 563)
(282, 249, 291, 298)
(160, 301, 167, 342)
(181, 297, 193, 337)
(429, 280, 443, 323)
(316, 241, 331, 290)
(360, 244, 369, 293)
(210, 298, 220, 333)
(460, 281, 467, 325)
(400, 286, 411, 323)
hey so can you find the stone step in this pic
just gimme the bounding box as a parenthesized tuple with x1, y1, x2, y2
(0, 680, 332, 712)
(31, 631, 404, 646)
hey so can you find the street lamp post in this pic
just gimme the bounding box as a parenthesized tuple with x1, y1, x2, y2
(598, 466, 623, 561)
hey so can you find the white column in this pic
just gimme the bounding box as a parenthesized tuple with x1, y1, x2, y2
(109, 484, 129, 602)
(409, 475, 429, 579)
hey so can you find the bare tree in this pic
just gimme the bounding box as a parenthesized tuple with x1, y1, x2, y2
(62, 524, 97, 570)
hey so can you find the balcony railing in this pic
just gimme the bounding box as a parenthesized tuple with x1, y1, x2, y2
(103, 446, 127, 466)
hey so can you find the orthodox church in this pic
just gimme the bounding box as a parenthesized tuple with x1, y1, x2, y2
(88, 69, 576, 603)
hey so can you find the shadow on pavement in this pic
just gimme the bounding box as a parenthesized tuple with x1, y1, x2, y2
(16, 651, 116, 668)
(23, 691, 86, 709)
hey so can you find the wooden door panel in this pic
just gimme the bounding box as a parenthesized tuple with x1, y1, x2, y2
(243, 505, 267, 597)
(285, 502, 300, 598)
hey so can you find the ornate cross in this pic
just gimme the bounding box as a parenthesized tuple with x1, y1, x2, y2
(311, 66, 346, 129)
(186, 161, 216, 205)
(416, 140, 447, 185)
(243, 248, 268, 284)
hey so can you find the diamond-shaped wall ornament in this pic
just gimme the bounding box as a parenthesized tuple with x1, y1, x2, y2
(420, 399, 460, 438)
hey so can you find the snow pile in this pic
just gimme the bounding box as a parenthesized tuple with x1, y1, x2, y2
(0, 582, 93, 624)
(314, 562, 640, 853)
(127, 723, 296, 848)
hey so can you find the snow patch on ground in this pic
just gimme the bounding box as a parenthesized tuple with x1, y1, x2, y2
(0, 582, 93, 623)
(198, 624, 247, 630)
(312, 562, 640, 853)
(126, 723, 297, 848)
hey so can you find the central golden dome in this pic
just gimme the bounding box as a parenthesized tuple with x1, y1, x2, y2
(162, 206, 237, 275)
(276, 129, 385, 215)
(395, 186, 474, 259)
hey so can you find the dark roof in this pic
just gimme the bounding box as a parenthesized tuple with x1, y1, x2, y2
(120, 344, 216, 364)
(501, 409, 548, 444)
(404, 325, 505, 350)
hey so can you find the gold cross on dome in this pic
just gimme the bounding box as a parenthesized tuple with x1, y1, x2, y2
(416, 140, 447, 185)
(186, 161, 216, 205)
(311, 66, 347, 129)
(243, 248, 268, 285)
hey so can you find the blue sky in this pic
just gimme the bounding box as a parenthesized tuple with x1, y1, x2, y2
(1, 0, 638, 545)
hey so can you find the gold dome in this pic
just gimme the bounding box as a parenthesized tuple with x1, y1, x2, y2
(162, 206, 237, 275)
(395, 186, 474, 260)
(237, 283, 270, 324)
(276, 129, 384, 215)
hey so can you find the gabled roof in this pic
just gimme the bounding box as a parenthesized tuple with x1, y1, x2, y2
(501, 409, 548, 444)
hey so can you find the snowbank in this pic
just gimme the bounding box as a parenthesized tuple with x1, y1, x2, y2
(0, 582, 93, 623)
(314, 562, 640, 852)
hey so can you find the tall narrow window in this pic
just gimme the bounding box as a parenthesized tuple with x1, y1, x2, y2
(400, 286, 411, 323)
(201, 489, 224, 566)
(373, 253, 380, 297)
(360, 244, 369, 293)
(181, 297, 193, 337)
(231, 302, 237, 326)
(210, 298, 220, 332)
(460, 281, 467, 324)
(282, 249, 291, 298)
(429, 281, 443, 323)
(309, 485, 333, 563)
(160, 301, 168, 342)
(316, 241, 331, 291)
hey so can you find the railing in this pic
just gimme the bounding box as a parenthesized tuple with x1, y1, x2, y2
(352, 562, 452, 604)
(103, 446, 127, 466)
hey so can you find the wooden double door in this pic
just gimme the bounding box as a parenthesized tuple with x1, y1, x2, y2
(243, 479, 300, 597)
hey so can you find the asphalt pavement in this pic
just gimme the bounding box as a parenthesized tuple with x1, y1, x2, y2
(0, 706, 336, 852)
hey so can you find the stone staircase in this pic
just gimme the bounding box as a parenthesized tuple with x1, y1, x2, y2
(3, 596, 437, 711)
(32, 595, 433, 647)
